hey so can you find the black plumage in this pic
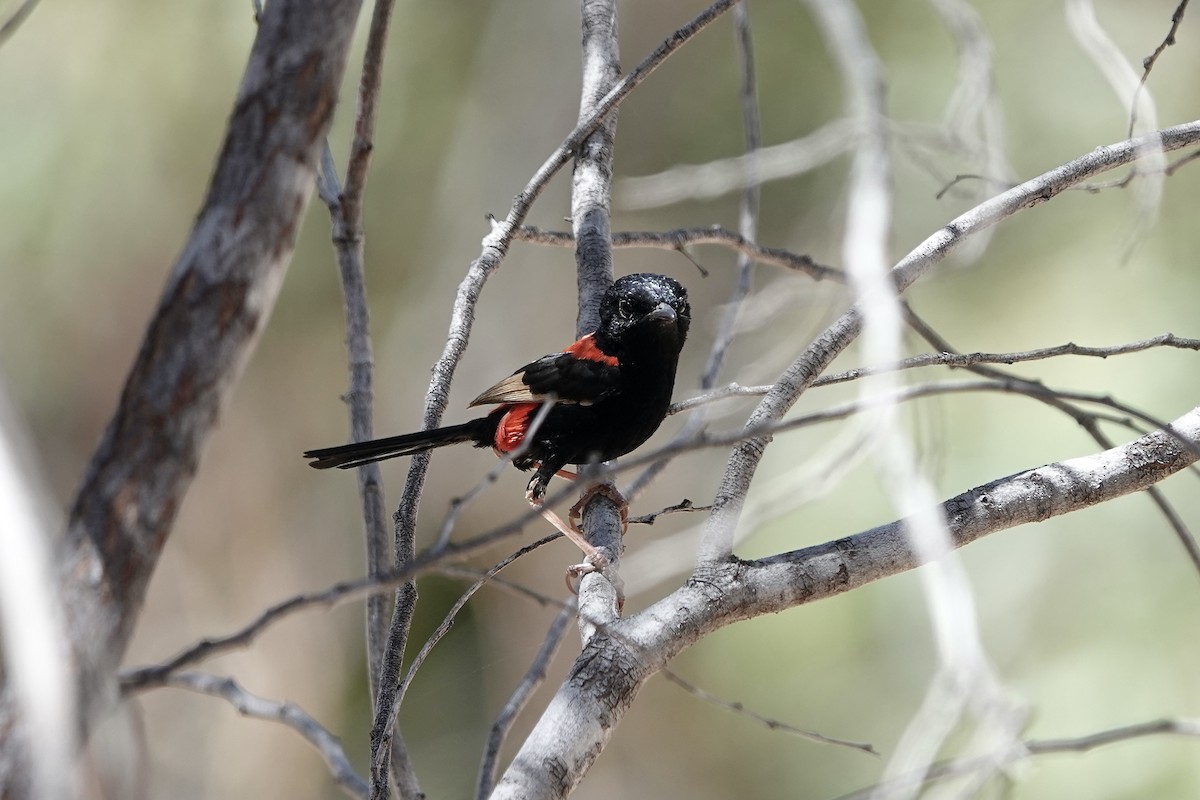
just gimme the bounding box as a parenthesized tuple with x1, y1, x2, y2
(305, 273, 690, 502)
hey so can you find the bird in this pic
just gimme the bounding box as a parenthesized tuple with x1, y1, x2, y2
(304, 272, 690, 575)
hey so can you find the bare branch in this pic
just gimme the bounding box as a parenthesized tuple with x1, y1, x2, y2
(628, 498, 711, 525)
(33, 3, 366, 778)
(163, 672, 367, 800)
(670, 332, 1200, 414)
(1130, 0, 1190, 137)
(572, 0, 622, 336)
(475, 605, 576, 800)
(616, 118, 860, 208)
(702, 0, 763, 389)
(372, 534, 559, 797)
(516, 224, 842, 282)
(310, 0, 416, 792)
(313, 0, 398, 721)
(734, 406, 1200, 618)
(661, 669, 878, 755)
(821, 333, 1200, 384)
(837, 717, 1200, 799)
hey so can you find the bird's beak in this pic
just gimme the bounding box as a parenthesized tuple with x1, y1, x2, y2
(644, 302, 677, 324)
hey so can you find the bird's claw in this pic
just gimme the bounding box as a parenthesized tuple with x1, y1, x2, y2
(569, 483, 629, 536)
(564, 553, 625, 611)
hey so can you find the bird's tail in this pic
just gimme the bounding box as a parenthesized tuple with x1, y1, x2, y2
(304, 420, 488, 469)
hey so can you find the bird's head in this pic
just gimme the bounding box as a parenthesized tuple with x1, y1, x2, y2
(596, 273, 690, 357)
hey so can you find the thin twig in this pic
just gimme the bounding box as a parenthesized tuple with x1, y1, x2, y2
(1130, 0, 1190, 137)
(435, 566, 569, 609)
(936, 144, 1200, 199)
(702, 0, 763, 389)
(475, 604, 577, 800)
(901, 304, 1200, 576)
(836, 717, 1200, 800)
(162, 672, 368, 800)
(305, 0, 407, 788)
(668, 332, 1200, 413)
(372, 534, 560, 795)
(515, 224, 842, 282)
(661, 669, 878, 755)
(628, 499, 712, 525)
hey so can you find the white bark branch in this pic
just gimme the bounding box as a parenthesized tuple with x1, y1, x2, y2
(489, 406, 1200, 799)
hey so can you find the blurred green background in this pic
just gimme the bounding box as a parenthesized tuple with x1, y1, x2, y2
(2, 0, 1198, 797)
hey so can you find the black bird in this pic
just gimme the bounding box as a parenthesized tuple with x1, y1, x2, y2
(305, 273, 690, 524)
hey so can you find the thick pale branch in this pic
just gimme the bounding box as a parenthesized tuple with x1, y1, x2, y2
(735, 406, 1200, 617)
(487, 408, 1200, 798)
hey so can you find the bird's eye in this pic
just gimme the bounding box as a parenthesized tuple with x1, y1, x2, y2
(618, 298, 635, 318)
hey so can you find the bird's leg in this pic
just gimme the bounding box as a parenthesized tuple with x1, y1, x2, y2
(526, 473, 623, 606)
(569, 483, 629, 537)
(525, 475, 608, 569)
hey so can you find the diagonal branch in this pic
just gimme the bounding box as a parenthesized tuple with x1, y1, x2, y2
(692, 118, 1200, 566)
(731, 406, 1200, 619)
(163, 672, 368, 800)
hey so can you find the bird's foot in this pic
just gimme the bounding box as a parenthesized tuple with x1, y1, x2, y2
(527, 492, 624, 611)
(569, 483, 629, 536)
(564, 552, 625, 612)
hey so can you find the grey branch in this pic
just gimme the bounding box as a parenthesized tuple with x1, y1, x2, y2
(702, 0, 763, 389)
(0, 1, 366, 791)
(515, 224, 842, 282)
(476, 605, 576, 800)
(314, 0, 397, 723)
(488, 409, 1200, 799)
(669, 332, 1200, 411)
(839, 716, 1200, 798)
(661, 669, 878, 755)
(164, 672, 368, 800)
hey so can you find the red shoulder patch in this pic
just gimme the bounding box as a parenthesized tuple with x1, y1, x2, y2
(494, 402, 538, 453)
(563, 333, 618, 366)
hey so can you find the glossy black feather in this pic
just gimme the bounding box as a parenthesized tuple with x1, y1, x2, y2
(519, 351, 620, 404)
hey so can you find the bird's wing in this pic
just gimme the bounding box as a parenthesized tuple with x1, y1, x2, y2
(469, 333, 621, 407)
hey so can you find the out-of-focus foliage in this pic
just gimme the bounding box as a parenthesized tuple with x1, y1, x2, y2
(1, 0, 1197, 797)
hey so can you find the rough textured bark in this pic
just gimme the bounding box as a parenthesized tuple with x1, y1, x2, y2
(491, 407, 1200, 799)
(0, 0, 364, 792)
(573, 0, 621, 336)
